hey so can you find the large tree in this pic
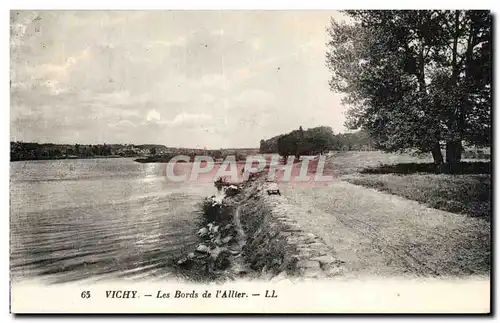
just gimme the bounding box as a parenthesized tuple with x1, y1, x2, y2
(326, 10, 491, 165)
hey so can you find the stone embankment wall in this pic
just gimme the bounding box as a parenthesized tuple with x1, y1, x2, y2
(235, 177, 344, 280)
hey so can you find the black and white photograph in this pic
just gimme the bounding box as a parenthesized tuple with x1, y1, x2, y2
(9, 8, 492, 314)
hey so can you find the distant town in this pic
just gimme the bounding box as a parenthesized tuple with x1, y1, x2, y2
(9, 141, 261, 162)
(10, 127, 378, 162)
(11, 142, 164, 161)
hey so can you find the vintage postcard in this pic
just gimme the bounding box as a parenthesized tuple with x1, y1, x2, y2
(9, 10, 491, 314)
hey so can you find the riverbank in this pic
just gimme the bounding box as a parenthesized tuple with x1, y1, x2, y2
(176, 174, 343, 282)
(172, 186, 251, 283)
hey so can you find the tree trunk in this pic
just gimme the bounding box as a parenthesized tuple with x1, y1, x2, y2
(431, 142, 444, 165)
(446, 140, 463, 164)
(444, 11, 463, 174)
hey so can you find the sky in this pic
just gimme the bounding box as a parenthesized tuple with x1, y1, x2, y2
(10, 10, 348, 149)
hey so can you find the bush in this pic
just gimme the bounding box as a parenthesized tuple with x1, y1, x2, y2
(200, 198, 233, 225)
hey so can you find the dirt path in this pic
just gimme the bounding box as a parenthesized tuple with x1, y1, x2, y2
(280, 180, 490, 278)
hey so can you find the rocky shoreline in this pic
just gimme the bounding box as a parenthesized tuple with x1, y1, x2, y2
(174, 184, 254, 282)
(175, 174, 344, 282)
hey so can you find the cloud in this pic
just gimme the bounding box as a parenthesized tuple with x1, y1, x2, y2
(233, 67, 255, 80)
(149, 35, 187, 48)
(210, 29, 224, 36)
(145, 111, 213, 127)
(170, 112, 212, 125)
(146, 109, 161, 122)
(65, 11, 147, 28)
(33, 47, 91, 80)
(89, 91, 150, 107)
(110, 120, 137, 128)
(13, 47, 92, 96)
(200, 74, 228, 89)
(232, 89, 276, 107)
(10, 11, 348, 147)
(251, 38, 262, 50)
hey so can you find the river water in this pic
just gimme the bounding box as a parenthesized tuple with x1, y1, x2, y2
(10, 158, 216, 284)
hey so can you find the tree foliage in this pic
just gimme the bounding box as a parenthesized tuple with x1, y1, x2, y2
(326, 10, 491, 164)
(260, 127, 374, 155)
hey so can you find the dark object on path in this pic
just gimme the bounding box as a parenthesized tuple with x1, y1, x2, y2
(267, 183, 281, 196)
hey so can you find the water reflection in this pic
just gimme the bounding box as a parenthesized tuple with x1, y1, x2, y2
(10, 159, 214, 284)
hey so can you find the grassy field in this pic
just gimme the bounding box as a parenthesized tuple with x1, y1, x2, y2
(329, 151, 491, 220)
(344, 174, 491, 219)
(328, 151, 432, 175)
